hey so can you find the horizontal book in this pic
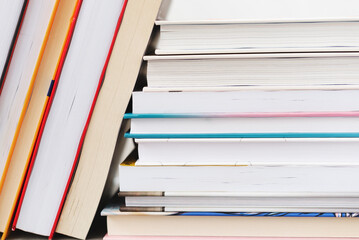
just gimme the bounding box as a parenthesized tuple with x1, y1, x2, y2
(144, 53, 359, 88)
(104, 235, 359, 240)
(155, 20, 359, 55)
(127, 133, 359, 138)
(120, 206, 359, 213)
(123, 194, 359, 211)
(102, 201, 359, 237)
(125, 112, 359, 134)
(119, 191, 359, 197)
(158, 0, 359, 22)
(132, 89, 359, 114)
(119, 158, 359, 193)
(131, 138, 359, 165)
(121, 191, 359, 211)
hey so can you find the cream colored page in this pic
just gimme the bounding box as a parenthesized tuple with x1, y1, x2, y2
(56, 0, 162, 238)
(107, 215, 359, 237)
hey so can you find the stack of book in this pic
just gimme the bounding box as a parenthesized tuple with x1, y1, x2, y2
(103, 0, 359, 239)
(0, 0, 161, 239)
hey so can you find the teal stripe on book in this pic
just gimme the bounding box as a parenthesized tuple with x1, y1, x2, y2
(124, 132, 359, 139)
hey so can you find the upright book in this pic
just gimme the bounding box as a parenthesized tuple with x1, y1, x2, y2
(13, 0, 126, 236)
(55, 0, 162, 239)
(0, 0, 28, 93)
(0, 0, 59, 192)
(0, 1, 79, 238)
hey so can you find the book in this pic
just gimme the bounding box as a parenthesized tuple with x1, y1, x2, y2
(0, 0, 79, 238)
(131, 89, 359, 114)
(122, 193, 359, 211)
(125, 112, 359, 134)
(158, 0, 359, 22)
(155, 0, 359, 55)
(144, 53, 359, 89)
(0, 0, 59, 192)
(119, 157, 359, 193)
(155, 20, 359, 55)
(55, 0, 162, 239)
(13, 0, 126, 236)
(103, 235, 358, 240)
(102, 201, 359, 237)
(120, 206, 359, 213)
(131, 138, 359, 165)
(48, 0, 128, 238)
(0, 0, 28, 93)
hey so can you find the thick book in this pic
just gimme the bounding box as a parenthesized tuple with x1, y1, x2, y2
(158, 0, 359, 22)
(13, 0, 126, 236)
(131, 89, 359, 114)
(0, 1, 60, 212)
(155, 0, 359, 54)
(0, 0, 59, 192)
(55, 1, 162, 239)
(131, 137, 359, 165)
(102, 201, 359, 237)
(155, 20, 359, 55)
(144, 53, 359, 89)
(0, 0, 79, 238)
(119, 158, 359, 193)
